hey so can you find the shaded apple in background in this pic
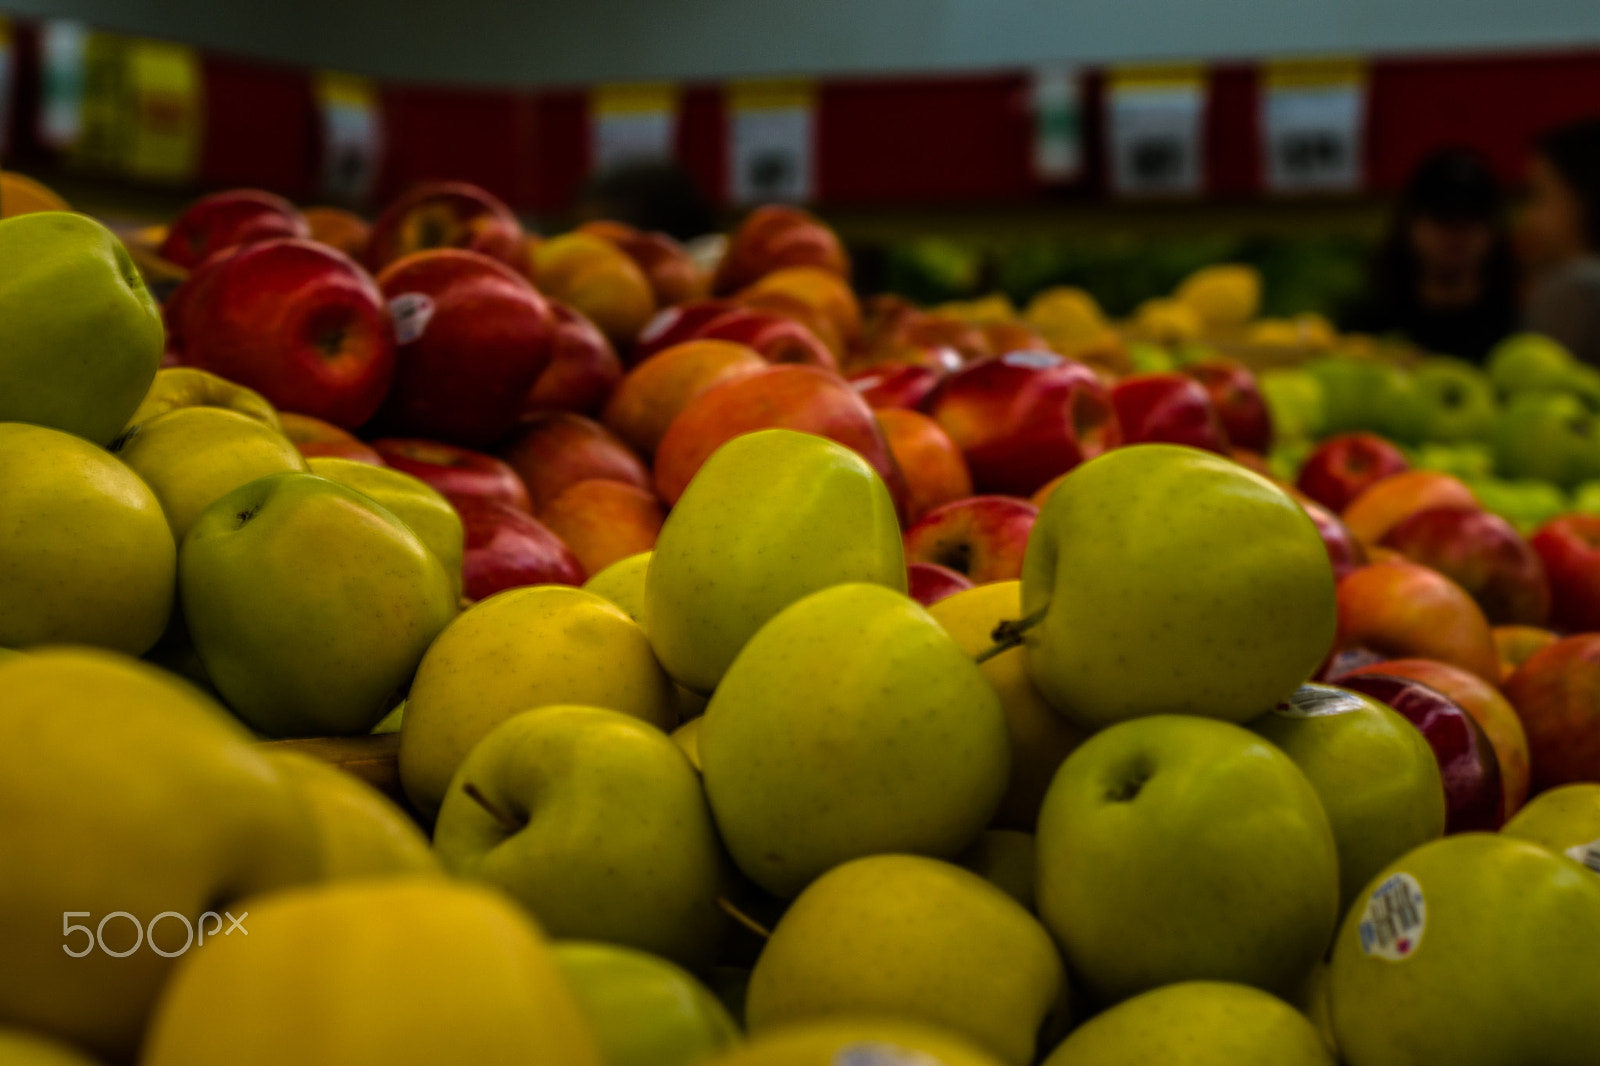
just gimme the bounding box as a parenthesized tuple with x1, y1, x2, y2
(374, 249, 554, 448)
(633, 300, 744, 363)
(907, 562, 975, 607)
(1029, 472, 1066, 510)
(279, 411, 385, 466)
(1296, 432, 1410, 514)
(903, 495, 1037, 585)
(1530, 514, 1600, 633)
(926, 351, 1120, 498)
(602, 339, 768, 458)
(455, 496, 585, 601)
(740, 265, 863, 349)
(1335, 561, 1501, 683)
(365, 180, 525, 273)
(1503, 635, 1600, 791)
(882, 312, 992, 365)
(302, 206, 371, 260)
(1317, 646, 1389, 681)
(848, 361, 948, 411)
(1338, 658, 1532, 817)
(694, 308, 837, 370)
(983, 320, 1052, 361)
(1382, 506, 1551, 626)
(501, 411, 653, 512)
(712, 204, 850, 295)
(158, 189, 310, 270)
(875, 408, 973, 524)
(1228, 447, 1274, 480)
(652, 364, 907, 513)
(1110, 372, 1230, 454)
(1289, 492, 1367, 582)
(1494, 624, 1560, 680)
(372, 438, 532, 513)
(1183, 357, 1273, 453)
(520, 302, 624, 418)
(531, 232, 657, 350)
(167, 238, 395, 429)
(1335, 672, 1505, 832)
(579, 220, 704, 307)
(1340, 470, 1479, 545)
(736, 287, 846, 358)
(537, 478, 666, 578)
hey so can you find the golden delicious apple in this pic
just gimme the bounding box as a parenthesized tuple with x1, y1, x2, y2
(554, 941, 741, 1066)
(126, 366, 281, 431)
(434, 705, 727, 966)
(1501, 783, 1600, 857)
(748, 855, 1063, 1066)
(704, 1019, 1005, 1066)
(1042, 981, 1336, 1065)
(0, 422, 174, 654)
(929, 580, 1086, 829)
(308, 456, 465, 599)
(0, 649, 317, 1060)
(0, 1027, 107, 1065)
(140, 878, 604, 1066)
(181, 472, 456, 737)
(114, 405, 308, 542)
(646, 428, 905, 694)
(583, 549, 652, 621)
(400, 585, 677, 819)
(262, 749, 438, 881)
(0, 212, 164, 445)
(700, 583, 1009, 897)
(1021, 444, 1336, 730)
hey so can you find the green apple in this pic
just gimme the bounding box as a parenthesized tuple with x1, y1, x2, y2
(1486, 331, 1574, 395)
(929, 581, 1086, 830)
(1329, 834, 1600, 1065)
(1041, 981, 1335, 1065)
(1127, 342, 1176, 373)
(1573, 480, 1600, 515)
(0, 1027, 110, 1065)
(700, 583, 1009, 897)
(1257, 367, 1326, 442)
(746, 855, 1064, 1066)
(0, 422, 174, 654)
(1020, 444, 1335, 731)
(308, 456, 464, 600)
(646, 428, 905, 694)
(126, 366, 281, 431)
(583, 550, 652, 621)
(113, 405, 308, 542)
(1305, 354, 1409, 436)
(399, 585, 677, 820)
(1563, 362, 1600, 411)
(1466, 475, 1570, 534)
(554, 941, 741, 1066)
(1491, 391, 1600, 489)
(1502, 783, 1600, 859)
(0, 212, 163, 445)
(433, 705, 727, 967)
(1250, 683, 1446, 910)
(263, 749, 439, 881)
(181, 472, 455, 737)
(1412, 440, 1495, 480)
(1384, 357, 1497, 445)
(1036, 715, 1339, 1006)
(703, 1019, 1005, 1066)
(0, 648, 317, 1061)
(957, 829, 1036, 911)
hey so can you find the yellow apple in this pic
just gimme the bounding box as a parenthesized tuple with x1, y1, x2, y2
(554, 942, 741, 1066)
(0, 1028, 108, 1065)
(308, 456, 465, 599)
(126, 366, 281, 431)
(704, 1019, 1006, 1066)
(1501, 783, 1600, 857)
(582, 550, 652, 621)
(671, 715, 704, 771)
(262, 749, 439, 881)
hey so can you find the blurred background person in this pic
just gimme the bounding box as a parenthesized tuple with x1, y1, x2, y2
(1519, 117, 1600, 365)
(1343, 147, 1517, 361)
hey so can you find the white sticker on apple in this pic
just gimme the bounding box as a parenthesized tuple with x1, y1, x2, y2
(1358, 871, 1427, 962)
(1001, 349, 1065, 370)
(390, 292, 436, 345)
(834, 1043, 944, 1066)
(1565, 837, 1600, 875)
(1277, 685, 1366, 719)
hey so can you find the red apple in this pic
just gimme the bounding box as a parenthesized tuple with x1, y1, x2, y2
(1530, 514, 1600, 633)
(712, 204, 850, 294)
(1295, 493, 1368, 582)
(158, 189, 310, 269)
(848, 361, 947, 411)
(456, 496, 584, 601)
(279, 411, 385, 466)
(652, 364, 907, 512)
(1504, 634, 1600, 790)
(520, 302, 624, 418)
(500, 411, 653, 512)
(1335, 672, 1505, 832)
(634, 300, 743, 363)
(1382, 506, 1551, 626)
(373, 249, 554, 447)
(538, 478, 666, 577)
(926, 351, 1120, 498)
(371, 437, 532, 513)
(697, 308, 837, 370)
(1296, 432, 1410, 514)
(1335, 561, 1501, 684)
(1110, 372, 1230, 453)
(1182, 357, 1273, 453)
(366, 181, 525, 273)
(902, 495, 1037, 585)
(167, 239, 394, 429)
(907, 562, 975, 607)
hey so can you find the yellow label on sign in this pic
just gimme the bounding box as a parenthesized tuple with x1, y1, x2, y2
(124, 39, 202, 182)
(593, 81, 677, 115)
(315, 71, 381, 202)
(1108, 63, 1206, 92)
(1265, 57, 1366, 90)
(728, 78, 815, 112)
(316, 70, 376, 110)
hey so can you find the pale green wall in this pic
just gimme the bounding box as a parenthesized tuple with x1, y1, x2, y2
(6, 0, 1600, 86)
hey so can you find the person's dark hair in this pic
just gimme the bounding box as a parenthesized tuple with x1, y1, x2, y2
(572, 161, 716, 242)
(1538, 118, 1600, 250)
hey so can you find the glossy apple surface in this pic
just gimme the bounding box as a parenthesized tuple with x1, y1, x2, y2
(1295, 432, 1410, 514)
(1184, 357, 1273, 453)
(1335, 562, 1501, 684)
(372, 437, 532, 512)
(1383, 506, 1550, 626)
(1503, 634, 1600, 792)
(1110, 372, 1229, 453)
(500, 412, 653, 512)
(456, 496, 585, 600)
(366, 180, 525, 272)
(1530, 514, 1600, 632)
(158, 189, 309, 270)
(903, 496, 1036, 585)
(907, 562, 976, 607)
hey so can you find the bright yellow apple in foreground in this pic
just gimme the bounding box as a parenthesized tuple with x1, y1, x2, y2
(126, 366, 281, 431)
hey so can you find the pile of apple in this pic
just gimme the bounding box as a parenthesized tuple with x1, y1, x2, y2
(1, 180, 1599, 1066)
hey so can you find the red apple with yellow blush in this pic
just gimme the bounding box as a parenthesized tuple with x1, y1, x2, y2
(372, 438, 532, 513)
(159, 189, 310, 270)
(366, 180, 525, 273)
(500, 411, 653, 513)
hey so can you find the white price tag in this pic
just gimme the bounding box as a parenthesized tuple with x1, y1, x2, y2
(1358, 872, 1427, 962)
(728, 79, 815, 204)
(1263, 61, 1365, 194)
(316, 72, 382, 203)
(592, 83, 677, 175)
(1566, 837, 1600, 875)
(1107, 68, 1206, 198)
(39, 20, 88, 152)
(1031, 66, 1083, 183)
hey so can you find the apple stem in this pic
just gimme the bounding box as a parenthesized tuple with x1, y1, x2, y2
(461, 782, 522, 834)
(975, 607, 1049, 664)
(715, 895, 771, 939)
